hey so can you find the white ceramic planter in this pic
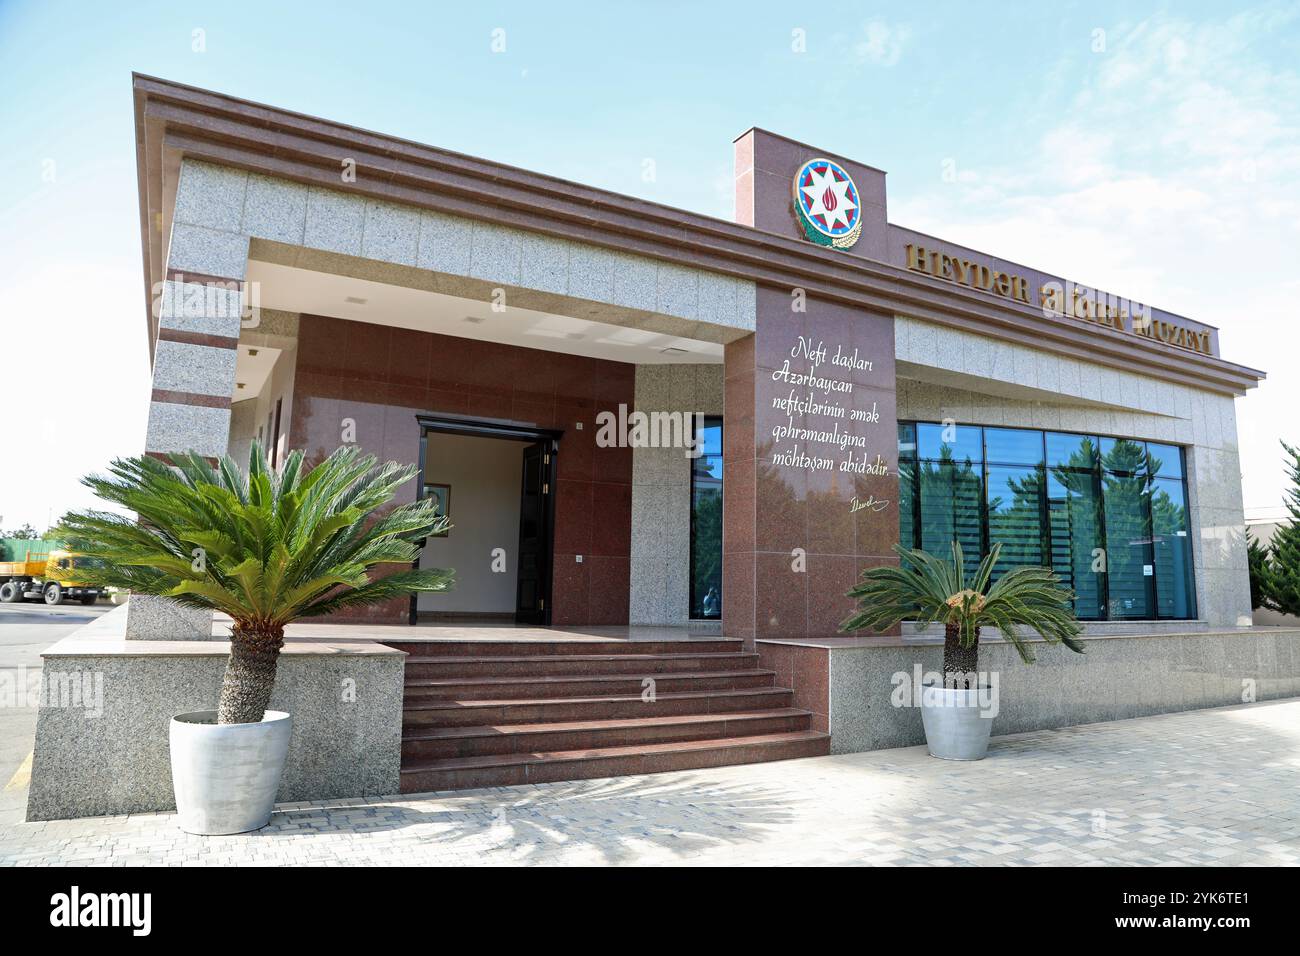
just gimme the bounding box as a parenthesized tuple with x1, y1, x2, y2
(170, 710, 293, 835)
(919, 685, 994, 760)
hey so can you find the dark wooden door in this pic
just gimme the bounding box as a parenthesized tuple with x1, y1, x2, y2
(515, 440, 552, 624)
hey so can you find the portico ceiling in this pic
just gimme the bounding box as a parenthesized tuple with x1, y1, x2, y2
(244, 260, 724, 366)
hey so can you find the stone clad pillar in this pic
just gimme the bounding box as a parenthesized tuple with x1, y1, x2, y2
(723, 131, 899, 645)
(125, 248, 248, 640)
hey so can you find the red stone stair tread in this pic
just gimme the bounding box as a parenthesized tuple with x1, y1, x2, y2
(404, 668, 774, 687)
(389, 637, 741, 646)
(402, 708, 808, 741)
(400, 730, 831, 773)
(402, 687, 793, 711)
(402, 652, 756, 666)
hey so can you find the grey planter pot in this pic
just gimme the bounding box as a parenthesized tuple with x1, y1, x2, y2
(170, 710, 293, 835)
(919, 685, 994, 760)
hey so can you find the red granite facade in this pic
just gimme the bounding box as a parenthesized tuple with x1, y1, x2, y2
(723, 291, 900, 647)
(289, 314, 633, 625)
(721, 130, 902, 647)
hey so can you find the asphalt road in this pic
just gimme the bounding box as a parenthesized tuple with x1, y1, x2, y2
(0, 601, 112, 825)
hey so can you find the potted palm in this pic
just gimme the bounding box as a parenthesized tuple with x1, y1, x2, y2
(56, 441, 452, 834)
(841, 541, 1083, 760)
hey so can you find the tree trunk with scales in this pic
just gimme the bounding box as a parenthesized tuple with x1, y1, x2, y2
(217, 624, 285, 724)
(942, 622, 980, 689)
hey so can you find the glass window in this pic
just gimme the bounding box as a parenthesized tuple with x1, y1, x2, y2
(1046, 468, 1105, 619)
(898, 458, 916, 552)
(984, 428, 1044, 466)
(986, 464, 1045, 582)
(1146, 443, 1183, 479)
(898, 422, 917, 460)
(1152, 477, 1196, 618)
(1100, 438, 1149, 477)
(1101, 467, 1155, 619)
(690, 417, 723, 619)
(1047, 432, 1099, 470)
(917, 457, 983, 577)
(917, 422, 982, 464)
(899, 421, 1197, 621)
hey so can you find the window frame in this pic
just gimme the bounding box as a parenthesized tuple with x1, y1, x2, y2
(689, 415, 724, 621)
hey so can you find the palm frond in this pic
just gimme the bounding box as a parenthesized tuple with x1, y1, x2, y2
(54, 439, 455, 630)
(841, 540, 1084, 659)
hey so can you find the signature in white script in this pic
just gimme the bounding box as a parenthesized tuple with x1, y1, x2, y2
(850, 495, 891, 514)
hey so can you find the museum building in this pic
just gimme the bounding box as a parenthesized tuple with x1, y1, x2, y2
(23, 74, 1283, 817)
(128, 78, 1264, 636)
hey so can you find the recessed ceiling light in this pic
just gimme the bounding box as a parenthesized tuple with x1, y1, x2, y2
(661, 346, 688, 355)
(237, 382, 246, 389)
(344, 296, 368, 305)
(247, 348, 259, 356)
(463, 315, 486, 324)
(566, 332, 585, 340)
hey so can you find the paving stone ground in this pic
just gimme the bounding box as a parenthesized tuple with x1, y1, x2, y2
(3, 699, 1299, 866)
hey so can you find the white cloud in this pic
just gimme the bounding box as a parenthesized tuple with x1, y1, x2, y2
(890, 8, 1300, 512)
(850, 19, 910, 67)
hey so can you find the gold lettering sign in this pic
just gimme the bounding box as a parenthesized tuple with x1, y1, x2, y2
(905, 244, 1033, 304)
(903, 243, 1213, 356)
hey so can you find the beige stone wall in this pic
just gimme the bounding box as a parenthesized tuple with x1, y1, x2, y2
(629, 365, 723, 624)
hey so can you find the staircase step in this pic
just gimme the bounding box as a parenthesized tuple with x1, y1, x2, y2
(385, 638, 741, 658)
(403, 669, 777, 701)
(399, 730, 832, 792)
(403, 651, 759, 678)
(402, 687, 796, 727)
(402, 709, 811, 760)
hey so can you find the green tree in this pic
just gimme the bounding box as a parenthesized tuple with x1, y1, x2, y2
(56, 442, 453, 723)
(2, 523, 41, 540)
(1247, 532, 1270, 612)
(1259, 441, 1300, 617)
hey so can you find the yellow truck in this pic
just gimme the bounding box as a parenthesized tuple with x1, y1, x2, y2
(0, 548, 103, 606)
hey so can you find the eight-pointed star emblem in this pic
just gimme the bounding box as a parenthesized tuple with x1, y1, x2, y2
(792, 157, 863, 249)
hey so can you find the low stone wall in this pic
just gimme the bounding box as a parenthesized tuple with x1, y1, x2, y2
(26, 606, 404, 821)
(814, 628, 1300, 754)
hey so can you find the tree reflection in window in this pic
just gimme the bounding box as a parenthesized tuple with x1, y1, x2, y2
(690, 417, 723, 619)
(898, 423, 1196, 621)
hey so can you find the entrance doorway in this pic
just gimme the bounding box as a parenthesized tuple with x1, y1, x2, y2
(412, 415, 561, 626)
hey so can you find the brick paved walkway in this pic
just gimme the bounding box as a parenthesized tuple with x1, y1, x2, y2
(4, 699, 1299, 866)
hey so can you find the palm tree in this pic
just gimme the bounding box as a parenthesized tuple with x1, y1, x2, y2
(841, 541, 1084, 685)
(56, 442, 453, 724)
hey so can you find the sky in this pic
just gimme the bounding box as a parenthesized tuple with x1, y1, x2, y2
(1, 0, 1298, 531)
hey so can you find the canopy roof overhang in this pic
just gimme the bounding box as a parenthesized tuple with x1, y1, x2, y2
(132, 73, 1265, 396)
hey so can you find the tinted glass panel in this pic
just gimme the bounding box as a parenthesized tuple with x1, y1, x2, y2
(1101, 438, 1149, 477)
(1047, 432, 1099, 470)
(690, 418, 722, 619)
(903, 421, 1195, 621)
(1102, 468, 1155, 618)
(917, 422, 982, 464)
(1046, 469, 1105, 619)
(1152, 477, 1196, 618)
(898, 422, 917, 460)
(898, 459, 916, 551)
(918, 458, 983, 576)
(984, 428, 1044, 466)
(986, 464, 1045, 581)
(1146, 443, 1183, 479)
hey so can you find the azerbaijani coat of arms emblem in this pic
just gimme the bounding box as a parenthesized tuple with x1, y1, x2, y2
(792, 157, 862, 250)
